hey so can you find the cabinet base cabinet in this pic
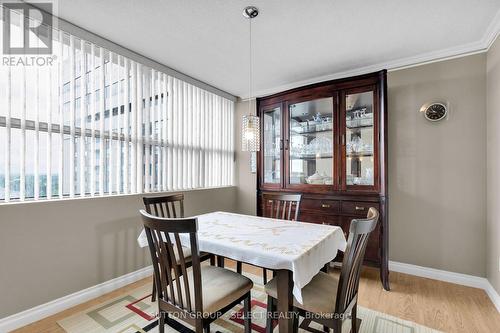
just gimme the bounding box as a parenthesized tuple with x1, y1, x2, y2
(258, 191, 390, 290)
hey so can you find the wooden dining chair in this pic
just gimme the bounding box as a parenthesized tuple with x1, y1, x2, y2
(264, 207, 379, 333)
(141, 210, 253, 333)
(235, 193, 302, 284)
(143, 194, 215, 302)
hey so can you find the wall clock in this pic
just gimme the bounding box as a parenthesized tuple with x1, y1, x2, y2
(420, 102, 448, 122)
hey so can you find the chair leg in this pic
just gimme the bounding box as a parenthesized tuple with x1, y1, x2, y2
(292, 308, 299, 333)
(244, 293, 252, 333)
(217, 256, 225, 267)
(158, 311, 165, 333)
(263, 268, 267, 285)
(351, 303, 358, 333)
(237, 261, 243, 274)
(333, 319, 342, 333)
(151, 278, 156, 302)
(266, 295, 274, 333)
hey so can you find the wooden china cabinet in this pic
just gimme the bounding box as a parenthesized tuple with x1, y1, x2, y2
(256, 70, 389, 290)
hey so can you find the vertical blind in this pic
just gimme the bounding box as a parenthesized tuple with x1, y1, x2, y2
(0, 10, 235, 202)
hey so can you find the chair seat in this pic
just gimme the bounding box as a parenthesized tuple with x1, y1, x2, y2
(168, 265, 253, 314)
(265, 271, 339, 315)
(173, 246, 212, 265)
(173, 246, 191, 262)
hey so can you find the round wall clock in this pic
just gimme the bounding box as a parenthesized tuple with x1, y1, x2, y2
(420, 102, 448, 122)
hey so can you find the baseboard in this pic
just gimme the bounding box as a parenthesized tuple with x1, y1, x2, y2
(2, 262, 500, 332)
(389, 260, 500, 312)
(0, 265, 153, 333)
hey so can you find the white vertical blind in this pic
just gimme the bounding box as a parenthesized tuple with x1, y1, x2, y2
(20, 65, 26, 201)
(90, 44, 97, 197)
(136, 64, 143, 193)
(46, 61, 53, 199)
(98, 47, 105, 196)
(58, 31, 64, 199)
(116, 55, 122, 194)
(69, 35, 76, 198)
(79, 39, 86, 198)
(5, 67, 11, 202)
(108, 51, 114, 195)
(124, 58, 130, 194)
(0, 20, 234, 202)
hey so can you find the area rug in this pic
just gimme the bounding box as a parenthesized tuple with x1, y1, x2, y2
(57, 272, 440, 333)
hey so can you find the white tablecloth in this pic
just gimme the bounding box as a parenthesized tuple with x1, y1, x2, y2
(137, 211, 346, 303)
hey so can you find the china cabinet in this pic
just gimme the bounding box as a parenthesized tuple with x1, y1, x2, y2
(257, 70, 389, 290)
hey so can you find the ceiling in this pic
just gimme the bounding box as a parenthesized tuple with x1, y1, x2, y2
(57, 0, 500, 98)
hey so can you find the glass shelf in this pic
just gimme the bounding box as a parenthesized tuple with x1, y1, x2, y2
(290, 122, 334, 135)
(290, 154, 333, 160)
(346, 152, 373, 158)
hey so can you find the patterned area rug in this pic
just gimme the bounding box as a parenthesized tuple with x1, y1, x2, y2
(57, 272, 440, 333)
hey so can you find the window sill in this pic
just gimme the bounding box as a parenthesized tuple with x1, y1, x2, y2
(0, 185, 237, 206)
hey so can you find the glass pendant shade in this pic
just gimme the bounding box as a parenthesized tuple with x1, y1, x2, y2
(242, 114, 260, 152)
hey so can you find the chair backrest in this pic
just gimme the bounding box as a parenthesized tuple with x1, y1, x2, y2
(143, 194, 184, 218)
(262, 193, 302, 221)
(140, 210, 202, 315)
(334, 207, 379, 315)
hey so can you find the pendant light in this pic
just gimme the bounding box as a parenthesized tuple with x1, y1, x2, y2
(241, 6, 260, 152)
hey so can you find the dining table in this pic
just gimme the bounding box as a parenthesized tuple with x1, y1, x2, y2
(137, 211, 347, 333)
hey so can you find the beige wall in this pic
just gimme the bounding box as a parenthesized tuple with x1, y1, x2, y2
(0, 187, 237, 318)
(487, 37, 500, 294)
(388, 55, 486, 276)
(235, 100, 257, 215)
(235, 54, 488, 277)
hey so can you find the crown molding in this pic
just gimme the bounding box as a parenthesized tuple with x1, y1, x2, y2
(241, 9, 500, 100)
(482, 7, 500, 49)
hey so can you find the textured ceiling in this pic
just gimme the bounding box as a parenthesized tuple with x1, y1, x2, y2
(57, 0, 500, 98)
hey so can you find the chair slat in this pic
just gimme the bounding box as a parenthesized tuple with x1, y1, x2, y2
(164, 232, 184, 308)
(262, 193, 301, 222)
(174, 236, 192, 311)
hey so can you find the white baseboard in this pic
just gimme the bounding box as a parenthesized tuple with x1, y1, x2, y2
(0, 265, 153, 333)
(389, 260, 500, 312)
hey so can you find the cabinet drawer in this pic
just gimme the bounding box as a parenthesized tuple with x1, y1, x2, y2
(298, 212, 341, 226)
(341, 215, 380, 262)
(341, 201, 379, 216)
(301, 199, 340, 213)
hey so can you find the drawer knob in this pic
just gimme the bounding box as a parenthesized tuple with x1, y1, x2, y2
(355, 206, 365, 211)
(321, 204, 331, 208)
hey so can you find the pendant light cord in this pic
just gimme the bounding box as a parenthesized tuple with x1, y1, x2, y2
(248, 15, 252, 115)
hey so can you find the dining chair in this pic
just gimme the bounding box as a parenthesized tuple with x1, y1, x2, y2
(251, 193, 302, 284)
(141, 210, 253, 333)
(143, 194, 215, 302)
(264, 207, 379, 333)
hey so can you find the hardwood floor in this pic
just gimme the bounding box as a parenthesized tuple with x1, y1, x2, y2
(12, 260, 500, 333)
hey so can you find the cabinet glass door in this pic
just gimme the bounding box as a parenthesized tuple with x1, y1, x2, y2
(345, 90, 375, 187)
(262, 106, 281, 185)
(288, 97, 334, 187)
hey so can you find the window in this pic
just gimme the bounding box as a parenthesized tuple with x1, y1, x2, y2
(0, 11, 235, 202)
